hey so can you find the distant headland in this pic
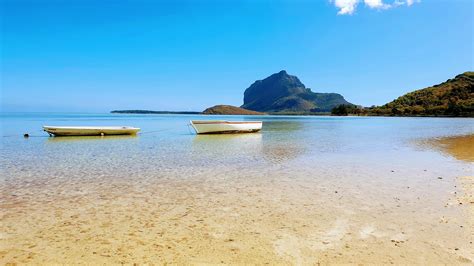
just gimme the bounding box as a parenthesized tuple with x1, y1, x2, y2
(111, 106, 264, 116)
(202, 105, 265, 115)
(112, 71, 473, 117)
(111, 110, 201, 114)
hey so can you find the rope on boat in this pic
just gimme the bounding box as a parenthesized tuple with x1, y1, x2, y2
(139, 124, 193, 135)
(186, 123, 194, 135)
(140, 124, 196, 135)
(138, 128, 173, 135)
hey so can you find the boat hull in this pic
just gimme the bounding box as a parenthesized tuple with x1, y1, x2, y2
(190, 121, 262, 134)
(43, 126, 140, 136)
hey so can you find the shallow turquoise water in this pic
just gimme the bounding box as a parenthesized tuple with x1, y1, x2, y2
(1, 113, 473, 179)
(2, 112, 473, 185)
(1, 113, 473, 263)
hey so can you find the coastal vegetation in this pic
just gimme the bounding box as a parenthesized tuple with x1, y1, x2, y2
(332, 72, 474, 117)
(330, 104, 364, 116)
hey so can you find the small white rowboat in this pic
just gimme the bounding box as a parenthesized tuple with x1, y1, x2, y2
(43, 126, 140, 136)
(190, 120, 262, 134)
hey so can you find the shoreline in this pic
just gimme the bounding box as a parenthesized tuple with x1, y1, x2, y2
(1, 116, 473, 264)
(110, 110, 474, 118)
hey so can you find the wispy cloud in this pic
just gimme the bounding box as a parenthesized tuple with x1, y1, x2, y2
(401, 0, 421, 6)
(330, 0, 420, 15)
(332, 0, 359, 15)
(364, 0, 391, 10)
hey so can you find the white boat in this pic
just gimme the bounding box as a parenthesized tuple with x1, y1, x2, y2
(43, 126, 140, 136)
(190, 120, 262, 134)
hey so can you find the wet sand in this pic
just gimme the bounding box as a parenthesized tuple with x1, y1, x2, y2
(427, 134, 474, 264)
(2, 167, 473, 264)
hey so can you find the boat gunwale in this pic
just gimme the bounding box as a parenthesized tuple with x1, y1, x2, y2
(42, 126, 140, 136)
(196, 129, 261, 134)
(43, 126, 140, 130)
(190, 121, 262, 125)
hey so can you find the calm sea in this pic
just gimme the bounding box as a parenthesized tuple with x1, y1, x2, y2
(1, 112, 473, 263)
(1, 113, 473, 171)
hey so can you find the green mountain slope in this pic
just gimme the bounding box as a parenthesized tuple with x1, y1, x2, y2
(369, 72, 474, 116)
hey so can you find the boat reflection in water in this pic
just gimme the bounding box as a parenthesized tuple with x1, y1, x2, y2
(46, 134, 139, 143)
(192, 120, 307, 164)
(191, 133, 263, 166)
(260, 120, 307, 164)
(192, 133, 263, 153)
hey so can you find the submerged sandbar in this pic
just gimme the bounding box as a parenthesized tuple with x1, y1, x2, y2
(429, 134, 474, 163)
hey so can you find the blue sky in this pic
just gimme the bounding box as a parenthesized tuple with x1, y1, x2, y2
(1, 0, 472, 112)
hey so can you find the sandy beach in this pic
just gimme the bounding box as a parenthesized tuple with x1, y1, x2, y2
(1, 164, 472, 264)
(430, 134, 474, 244)
(2, 0, 473, 263)
(1, 116, 473, 264)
